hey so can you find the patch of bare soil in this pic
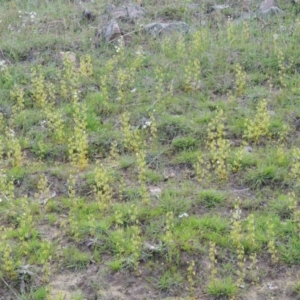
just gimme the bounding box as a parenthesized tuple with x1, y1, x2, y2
(49, 273, 80, 300)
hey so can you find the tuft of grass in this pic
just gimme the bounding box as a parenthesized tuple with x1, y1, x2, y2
(207, 277, 238, 298)
(197, 190, 226, 208)
(61, 247, 91, 270)
(172, 136, 197, 152)
(155, 269, 184, 291)
(244, 165, 286, 189)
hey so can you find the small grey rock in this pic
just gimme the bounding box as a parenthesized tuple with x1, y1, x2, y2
(143, 22, 164, 37)
(102, 19, 122, 42)
(110, 7, 128, 20)
(143, 22, 189, 37)
(127, 4, 147, 20)
(244, 146, 253, 153)
(258, 0, 282, 16)
(106, 4, 146, 23)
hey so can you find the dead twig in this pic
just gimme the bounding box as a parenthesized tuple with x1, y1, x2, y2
(1, 277, 22, 300)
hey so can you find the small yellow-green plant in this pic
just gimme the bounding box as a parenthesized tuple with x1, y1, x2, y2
(1, 244, 17, 279)
(246, 214, 258, 281)
(243, 99, 270, 143)
(68, 102, 88, 169)
(31, 67, 47, 108)
(291, 148, 300, 184)
(109, 140, 119, 165)
(114, 38, 125, 62)
(120, 112, 144, 153)
(68, 213, 81, 242)
(117, 68, 129, 104)
(288, 193, 300, 236)
(0, 112, 4, 133)
(266, 220, 278, 264)
(79, 54, 93, 77)
(277, 48, 288, 88)
(0, 172, 14, 202)
(187, 260, 196, 300)
(149, 111, 157, 143)
(39, 241, 52, 283)
(130, 224, 141, 273)
(136, 149, 148, 204)
(194, 151, 206, 183)
(94, 163, 113, 211)
(191, 29, 208, 55)
(155, 66, 164, 103)
(163, 211, 177, 264)
(34, 174, 50, 202)
(60, 55, 79, 102)
(231, 146, 244, 173)
(18, 197, 34, 242)
(113, 209, 125, 258)
(129, 205, 142, 274)
(176, 36, 186, 60)
(227, 90, 236, 104)
(10, 85, 25, 113)
(227, 16, 234, 42)
(131, 46, 144, 70)
(206, 109, 230, 180)
(45, 82, 56, 105)
(231, 200, 245, 286)
(100, 75, 109, 112)
(242, 21, 250, 43)
(68, 174, 76, 201)
(235, 63, 246, 96)
(209, 241, 217, 281)
(184, 58, 200, 92)
(45, 106, 65, 143)
(5, 128, 22, 167)
(87, 215, 96, 238)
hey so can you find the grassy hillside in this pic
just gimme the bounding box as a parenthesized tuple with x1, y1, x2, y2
(1, 0, 300, 299)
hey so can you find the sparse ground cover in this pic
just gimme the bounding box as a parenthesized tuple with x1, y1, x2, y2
(1, 0, 300, 299)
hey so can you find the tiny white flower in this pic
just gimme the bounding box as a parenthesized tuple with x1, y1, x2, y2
(235, 209, 242, 215)
(179, 213, 189, 218)
(10, 129, 15, 137)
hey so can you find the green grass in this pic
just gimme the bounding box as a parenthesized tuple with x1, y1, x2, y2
(1, 0, 300, 299)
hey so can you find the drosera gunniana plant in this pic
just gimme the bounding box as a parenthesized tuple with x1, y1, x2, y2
(235, 63, 246, 97)
(243, 99, 270, 144)
(68, 101, 89, 169)
(230, 199, 246, 287)
(206, 109, 230, 180)
(93, 162, 113, 211)
(187, 259, 196, 300)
